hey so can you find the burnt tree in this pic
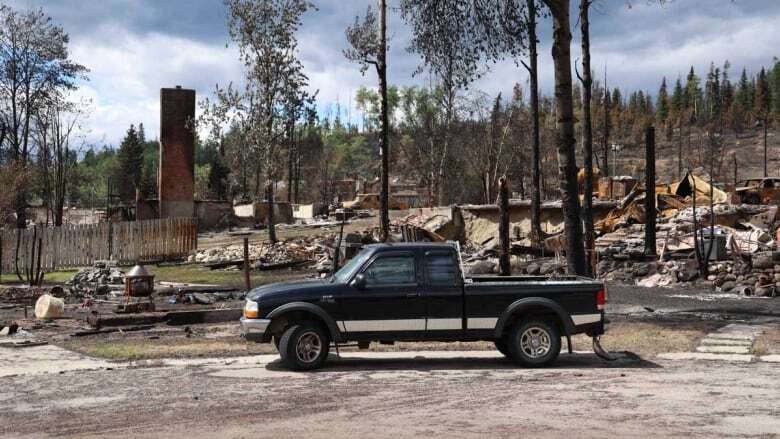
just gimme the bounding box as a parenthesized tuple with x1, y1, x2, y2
(498, 176, 511, 276)
(644, 127, 656, 256)
(577, 0, 595, 275)
(542, 0, 587, 275)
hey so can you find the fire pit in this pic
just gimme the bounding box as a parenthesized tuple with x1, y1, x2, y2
(118, 264, 155, 313)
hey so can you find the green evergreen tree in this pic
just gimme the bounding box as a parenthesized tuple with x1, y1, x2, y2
(772, 59, 780, 115)
(656, 77, 669, 123)
(115, 124, 144, 203)
(685, 67, 701, 122)
(138, 160, 157, 199)
(670, 77, 684, 119)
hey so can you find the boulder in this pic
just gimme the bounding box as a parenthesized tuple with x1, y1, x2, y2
(720, 281, 736, 292)
(677, 269, 699, 283)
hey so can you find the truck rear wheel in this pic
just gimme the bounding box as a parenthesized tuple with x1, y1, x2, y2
(278, 322, 330, 371)
(507, 319, 561, 367)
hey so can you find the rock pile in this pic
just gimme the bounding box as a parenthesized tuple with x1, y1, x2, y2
(68, 262, 125, 287)
(66, 262, 125, 299)
(599, 256, 778, 297)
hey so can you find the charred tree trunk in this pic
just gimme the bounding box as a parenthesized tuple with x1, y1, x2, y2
(378, 0, 390, 242)
(498, 176, 511, 276)
(578, 0, 595, 276)
(287, 123, 294, 204)
(644, 127, 656, 257)
(526, 0, 543, 249)
(677, 117, 683, 180)
(266, 179, 277, 244)
(543, 0, 587, 275)
(602, 68, 610, 177)
(763, 118, 768, 178)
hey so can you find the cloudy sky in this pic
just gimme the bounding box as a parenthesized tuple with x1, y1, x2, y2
(6, 0, 780, 146)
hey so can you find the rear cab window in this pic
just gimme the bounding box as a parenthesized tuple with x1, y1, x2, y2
(363, 254, 416, 286)
(425, 251, 460, 286)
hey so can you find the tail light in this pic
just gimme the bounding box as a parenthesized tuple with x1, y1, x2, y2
(596, 289, 606, 311)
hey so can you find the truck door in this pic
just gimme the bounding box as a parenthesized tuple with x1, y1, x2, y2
(423, 250, 464, 337)
(339, 251, 426, 340)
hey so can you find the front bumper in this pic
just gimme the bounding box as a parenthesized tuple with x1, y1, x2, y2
(240, 317, 271, 342)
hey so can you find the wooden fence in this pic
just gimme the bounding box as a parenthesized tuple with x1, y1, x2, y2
(0, 217, 197, 274)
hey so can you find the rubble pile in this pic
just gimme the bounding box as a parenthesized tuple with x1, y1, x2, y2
(189, 233, 372, 273)
(393, 213, 456, 242)
(190, 237, 330, 266)
(67, 262, 125, 297)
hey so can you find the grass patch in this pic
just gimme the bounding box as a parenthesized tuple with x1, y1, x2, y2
(572, 320, 715, 357)
(752, 325, 780, 356)
(1, 264, 311, 289)
(62, 336, 277, 361)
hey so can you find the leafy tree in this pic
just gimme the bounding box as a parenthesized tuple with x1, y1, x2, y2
(201, 0, 313, 243)
(0, 4, 87, 227)
(33, 93, 87, 226)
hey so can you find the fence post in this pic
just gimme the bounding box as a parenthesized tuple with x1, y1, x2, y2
(243, 237, 251, 292)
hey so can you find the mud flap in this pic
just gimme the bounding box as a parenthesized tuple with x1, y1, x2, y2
(593, 336, 617, 361)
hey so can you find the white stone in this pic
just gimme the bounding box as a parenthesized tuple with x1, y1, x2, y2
(658, 352, 754, 362)
(696, 345, 752, 354)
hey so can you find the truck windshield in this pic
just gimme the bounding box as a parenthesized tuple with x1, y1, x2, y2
(331, 250, 370, 283)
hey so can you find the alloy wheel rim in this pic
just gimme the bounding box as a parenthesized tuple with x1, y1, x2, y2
(295, 331, 322, 363)
(520, 326, 551, 359)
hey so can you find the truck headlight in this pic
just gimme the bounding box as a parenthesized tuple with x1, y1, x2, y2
(244, 300, 259, 319)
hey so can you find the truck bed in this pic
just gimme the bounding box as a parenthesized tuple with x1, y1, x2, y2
(466, 274, 599, 284)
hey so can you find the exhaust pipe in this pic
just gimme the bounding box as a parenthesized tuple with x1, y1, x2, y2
(593, 336, 617, 361)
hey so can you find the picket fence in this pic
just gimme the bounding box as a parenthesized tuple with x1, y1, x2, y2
(0, 217, 197, 274)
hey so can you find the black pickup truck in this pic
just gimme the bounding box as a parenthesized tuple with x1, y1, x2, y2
(241, 243, 607, 370)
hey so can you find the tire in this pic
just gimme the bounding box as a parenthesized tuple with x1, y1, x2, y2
(278, 322, 330, 371)
(507, 319, 561, 367)
(494, 339, 511, 357)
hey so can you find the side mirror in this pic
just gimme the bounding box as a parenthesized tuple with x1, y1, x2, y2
(352, 273, 367, 289)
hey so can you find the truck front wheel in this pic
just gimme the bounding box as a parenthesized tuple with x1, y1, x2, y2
(507, 319, 561, 367)
(494, 340, 510, 357)
(278, 322, 330, 371)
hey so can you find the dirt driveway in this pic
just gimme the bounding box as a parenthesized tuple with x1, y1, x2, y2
(1, 350, 778, 439)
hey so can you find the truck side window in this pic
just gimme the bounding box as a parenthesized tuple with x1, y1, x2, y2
(363, 256, 416, 286)
(426, 254, 458, 286)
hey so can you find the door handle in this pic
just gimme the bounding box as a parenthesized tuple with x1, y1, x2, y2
(406, 293, 420, 298)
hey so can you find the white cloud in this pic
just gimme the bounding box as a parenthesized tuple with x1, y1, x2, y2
(45, 0, 780, 146)
(69, 29, 242, 146)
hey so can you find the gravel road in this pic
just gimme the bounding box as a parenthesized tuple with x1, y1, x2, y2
(1, 351, 778, 439)
(607, 282, 780, 321)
